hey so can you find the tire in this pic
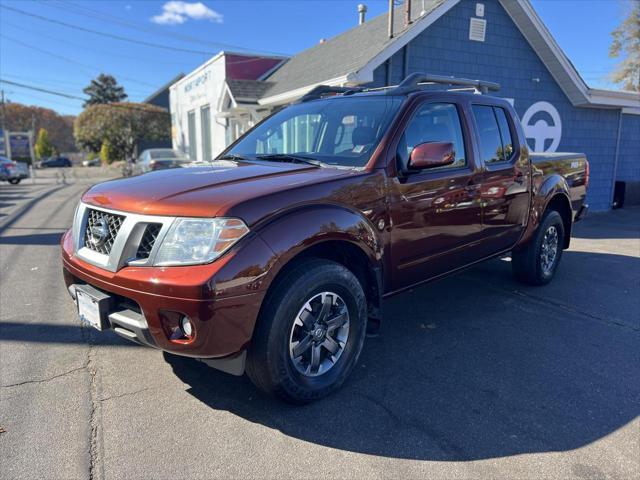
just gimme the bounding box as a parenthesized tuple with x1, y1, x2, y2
(8, 178, 20, 185)
(246, 259, 367, 404)
(512, 210, 565, 286)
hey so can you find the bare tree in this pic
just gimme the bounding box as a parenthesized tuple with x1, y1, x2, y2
(609, 2, 640, 92)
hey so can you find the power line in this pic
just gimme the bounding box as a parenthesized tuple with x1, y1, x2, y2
(0, 79, 84, 101)
(0, 73, 149, 97)
(3, 3, 288, 65)
(49, 0, 288, 58)
(0, 18, 194, 68)
(0, 79, 169, 114)
(0, 34, 159, 89)
(1, 75, 146, 103)
(0, 3, 215, 56)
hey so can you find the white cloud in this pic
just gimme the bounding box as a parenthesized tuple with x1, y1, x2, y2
(151, 1, 223, 25)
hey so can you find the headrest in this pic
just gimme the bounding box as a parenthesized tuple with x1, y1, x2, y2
(352, 126, 376, 146)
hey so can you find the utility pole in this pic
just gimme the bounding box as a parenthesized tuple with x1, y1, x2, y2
(0, 89, 6, 131)
(0, 90, 6, 158)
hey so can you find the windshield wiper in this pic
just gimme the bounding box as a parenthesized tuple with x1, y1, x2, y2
(255, 153, 323, 167)
(219, 153, 248, 160)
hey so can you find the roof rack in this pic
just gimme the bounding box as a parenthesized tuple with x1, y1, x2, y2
(297, 85, 363, 103)
(297, 73, 501, 103)
(387, 73, 501, 95)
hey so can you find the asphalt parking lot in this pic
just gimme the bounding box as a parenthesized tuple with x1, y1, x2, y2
(1, 169, 638, 479)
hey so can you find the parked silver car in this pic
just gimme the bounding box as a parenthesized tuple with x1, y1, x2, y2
(133, 149, 188, 175)
(0, 156, 30, 185)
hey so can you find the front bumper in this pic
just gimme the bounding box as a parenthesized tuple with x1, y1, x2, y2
(61, 229, 271, 359)
(68, 283, 158, 347)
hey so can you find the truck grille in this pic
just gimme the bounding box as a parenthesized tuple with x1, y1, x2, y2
(136, 223, 162, 259)
(84, 209, 125, 255)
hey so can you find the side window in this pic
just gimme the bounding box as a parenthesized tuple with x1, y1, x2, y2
(398, 103, 467, 170)
(472, 105, 502, 164)
(472, 105, 515, 164)
(494, 107, 514, 161)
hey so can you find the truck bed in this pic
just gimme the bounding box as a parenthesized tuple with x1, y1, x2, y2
(531, 152, 588, 218)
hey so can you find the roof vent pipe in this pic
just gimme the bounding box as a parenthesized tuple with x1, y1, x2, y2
(404, 0, 412, 27)
(388, 0, 394, 38)
(358, 4, 367, 25)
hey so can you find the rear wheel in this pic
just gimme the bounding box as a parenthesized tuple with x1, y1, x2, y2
(246, 259, 367, 404)
(512, 210, 565, 285)
(8, 178, 20, 185)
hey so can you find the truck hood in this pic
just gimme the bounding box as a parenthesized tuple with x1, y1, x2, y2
(82, 160, 356, 219)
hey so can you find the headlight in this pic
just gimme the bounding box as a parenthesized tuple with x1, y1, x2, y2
(154, 217, 249, 266)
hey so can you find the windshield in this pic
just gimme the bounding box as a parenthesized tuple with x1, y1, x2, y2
(226, 96, 403, 168)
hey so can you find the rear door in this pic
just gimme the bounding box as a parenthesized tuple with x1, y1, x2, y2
(387, 98, 485, 290)
(471, 103, 531, 253)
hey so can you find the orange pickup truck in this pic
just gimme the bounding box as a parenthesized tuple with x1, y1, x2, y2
(62, 74, 588, 403)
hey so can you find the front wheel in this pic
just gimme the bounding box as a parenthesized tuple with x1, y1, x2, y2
(512, 210, 565, 285)
(246, 259, 367, 404)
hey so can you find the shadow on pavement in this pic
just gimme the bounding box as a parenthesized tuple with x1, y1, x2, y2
(0, 184, 68, 233)
(165, 250, 639, 461)
(571, 208, 640, 240)
(0, 322, 142, 347)
(0, 232, 64, 245)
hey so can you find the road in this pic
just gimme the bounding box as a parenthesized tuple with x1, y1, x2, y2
(1, 169, 638, 480)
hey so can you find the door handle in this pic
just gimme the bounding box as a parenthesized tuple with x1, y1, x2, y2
(514, 172, 525, 184)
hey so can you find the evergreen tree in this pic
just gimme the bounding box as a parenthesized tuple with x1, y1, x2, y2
(83, 74, 128, 107)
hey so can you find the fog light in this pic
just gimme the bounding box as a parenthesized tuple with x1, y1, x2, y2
(180, 316, 194, 338)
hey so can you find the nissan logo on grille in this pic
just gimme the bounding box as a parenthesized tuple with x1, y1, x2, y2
(88, 217, 109, 247)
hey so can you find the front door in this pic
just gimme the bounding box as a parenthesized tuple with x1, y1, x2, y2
(388, 101, 484, 291)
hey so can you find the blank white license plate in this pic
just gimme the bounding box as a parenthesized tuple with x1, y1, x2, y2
(77, 288, 103, 330)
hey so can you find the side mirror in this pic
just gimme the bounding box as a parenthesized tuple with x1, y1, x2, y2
(409, 142, 455, 169)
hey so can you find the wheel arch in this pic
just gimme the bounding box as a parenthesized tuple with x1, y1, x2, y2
(516, 175, 573, 251)
(254, 205, 384, 340)
(545, 193, 572, 249)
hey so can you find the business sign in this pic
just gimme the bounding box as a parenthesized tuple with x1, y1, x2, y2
(8, 132, 33, 160)
(521, 101, 562, 153)
(0, 128, 6, 156)
(183, 70, 210, 93)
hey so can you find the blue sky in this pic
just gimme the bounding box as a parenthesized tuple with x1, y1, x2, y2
(0, 0, 632, 115)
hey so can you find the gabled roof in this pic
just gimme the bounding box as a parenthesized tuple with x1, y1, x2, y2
(260, 0, 639, 112)
(144, 73, 185, 104)
(226, 79, 274, 103)
(262, 0, 447, 103)
(500, 1, 639, 111)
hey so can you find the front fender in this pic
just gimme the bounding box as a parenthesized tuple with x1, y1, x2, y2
(256, 204, 382, 282)
(515, 173, 571, 249)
